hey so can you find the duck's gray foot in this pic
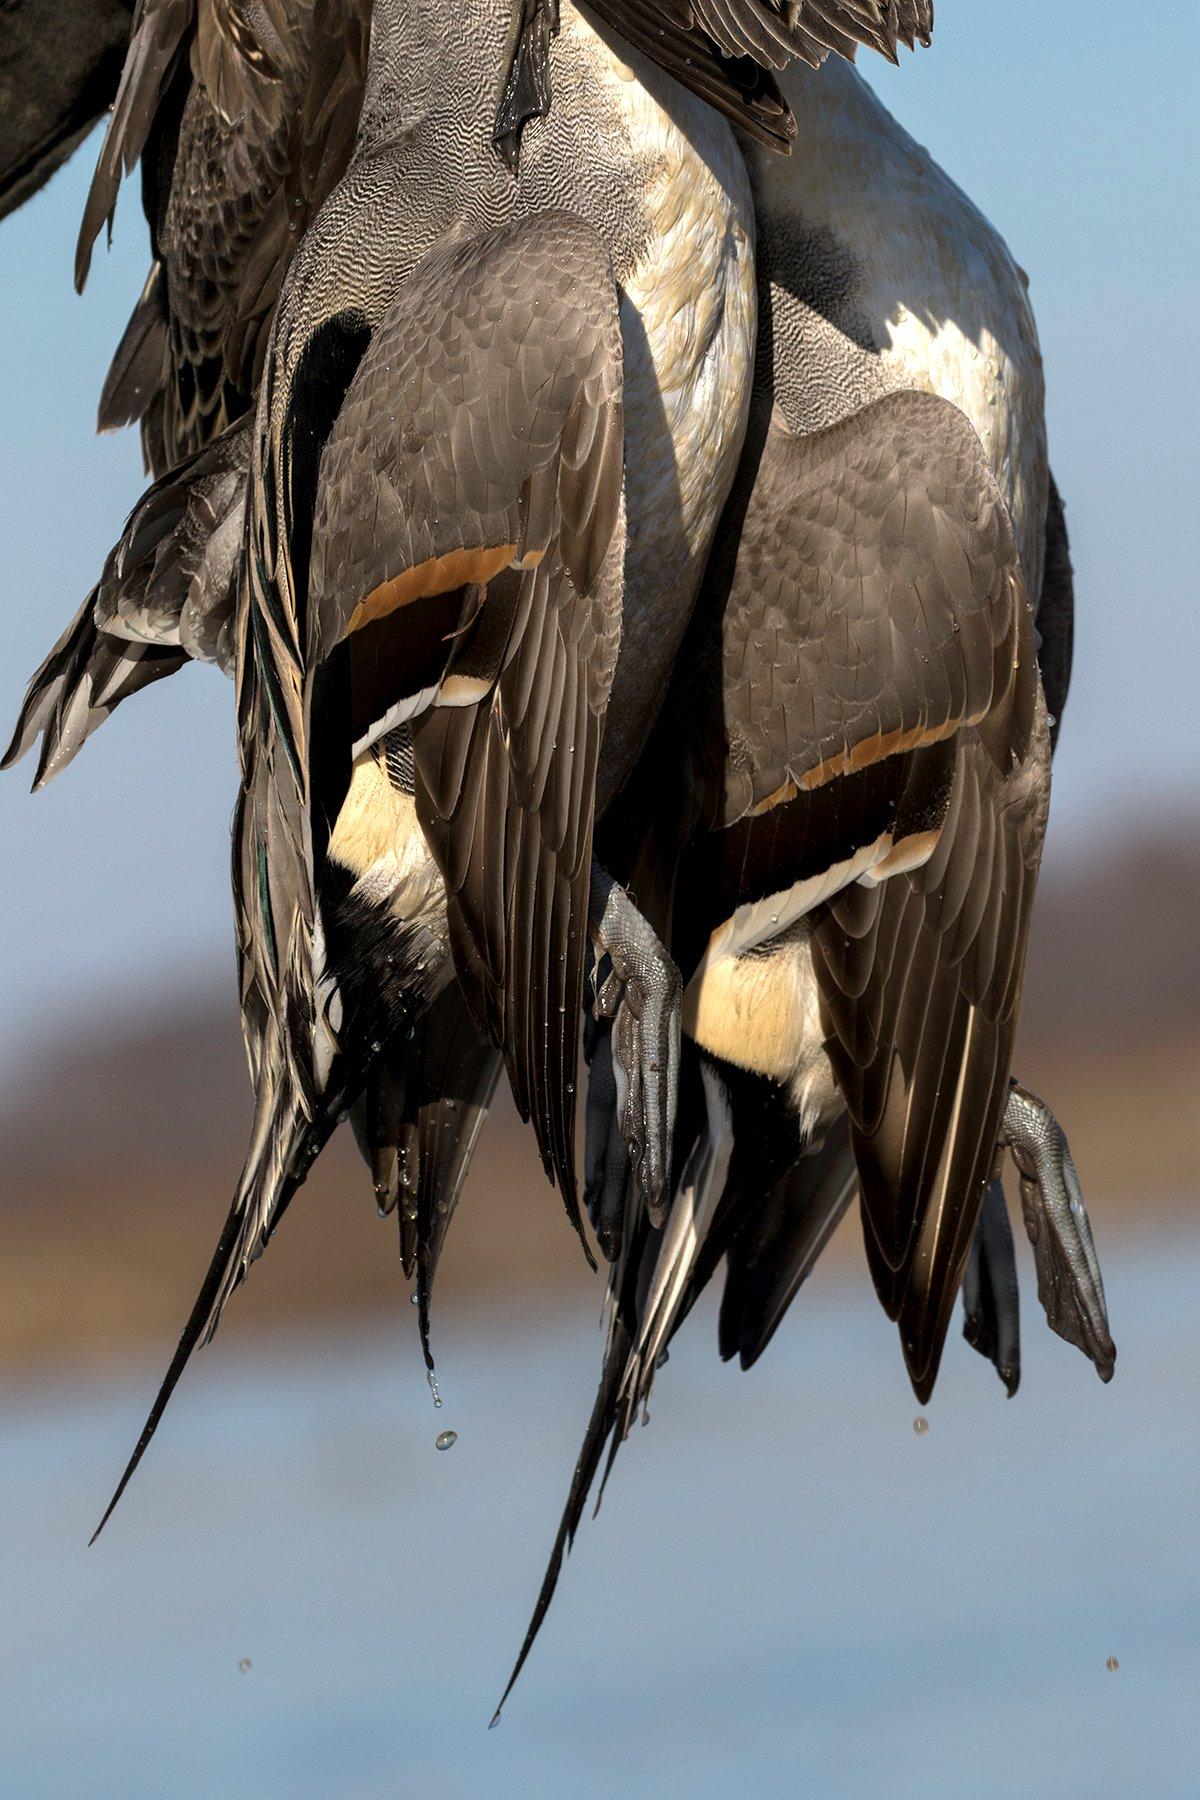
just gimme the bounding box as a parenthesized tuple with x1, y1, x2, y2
(588, 862, 681, 1229)
(1001, 1080, 1116, 1383)
(962, 1171, 1022, 1396)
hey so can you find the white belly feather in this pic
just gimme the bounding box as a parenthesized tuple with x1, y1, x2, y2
(560, 8, 758, 788)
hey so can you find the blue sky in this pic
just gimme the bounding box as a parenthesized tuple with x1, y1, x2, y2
(1, 0, 1197, 1064)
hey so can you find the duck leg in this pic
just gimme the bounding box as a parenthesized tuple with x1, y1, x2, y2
(493, 0, 560, 169)
(961, 1167, 1022, 1396)
(588, 861, 681, 1229)
(1001, 1080, 1116, 1383)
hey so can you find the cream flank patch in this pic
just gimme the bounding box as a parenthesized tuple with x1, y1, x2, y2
(328, 753, 426, 881)
(685, 932, 820, 1085)
(683, 822, 942, 1094)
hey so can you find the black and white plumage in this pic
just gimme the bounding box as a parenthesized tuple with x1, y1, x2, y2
(603, 385, 1049, 1398)
(235, 209, 625, 1282)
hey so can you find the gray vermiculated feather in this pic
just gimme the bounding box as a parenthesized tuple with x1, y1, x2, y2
(607, 384, 1046, 1404)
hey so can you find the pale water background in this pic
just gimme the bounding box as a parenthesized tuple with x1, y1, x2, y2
(2, 1234, 1196, 1799)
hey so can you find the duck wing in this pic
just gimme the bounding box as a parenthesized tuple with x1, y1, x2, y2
(239, 208, 624, 1291)
(78, 0, 369, 468)
(659, 390, 1046, 1404)
(4, 422, 248, 783)
(587, 0, 932, 150)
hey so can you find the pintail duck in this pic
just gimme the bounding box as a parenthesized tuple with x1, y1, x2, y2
(494, 63, 1114, 1709)
(36, 0, 777, 1535)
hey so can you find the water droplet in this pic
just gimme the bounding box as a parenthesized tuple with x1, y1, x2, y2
(1106, 1656, 1119, 1674)
(913, 1416, 929, 1436)
(435, 1430, 457, 1452)
(426, 1369, 443, 1408)
(238, 1658, 252, 1675)
(410, 1291, 419, 1305)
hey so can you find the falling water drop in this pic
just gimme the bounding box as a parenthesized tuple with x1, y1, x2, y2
(238, 1658, 252, 1675)
(435, 1430, 458, 1452)
(913, 1416, 929, 1436)
(1106, 1656, 1120, 1674)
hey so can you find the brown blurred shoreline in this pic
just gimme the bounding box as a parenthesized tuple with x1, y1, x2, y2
(2, 827, 1196, 1381)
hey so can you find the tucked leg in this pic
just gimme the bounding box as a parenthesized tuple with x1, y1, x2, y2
(588, 861, 682, 1226)
(1001, 1080, 1116, 1383)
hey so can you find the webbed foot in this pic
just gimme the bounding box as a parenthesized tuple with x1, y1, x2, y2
(1001, 1080, 1116, 1383)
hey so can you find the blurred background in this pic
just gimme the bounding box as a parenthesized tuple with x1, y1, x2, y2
(1, 4, 1197, 1796)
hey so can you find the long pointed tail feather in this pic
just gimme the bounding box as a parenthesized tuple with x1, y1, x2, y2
(90, 1071, 329, 1543)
